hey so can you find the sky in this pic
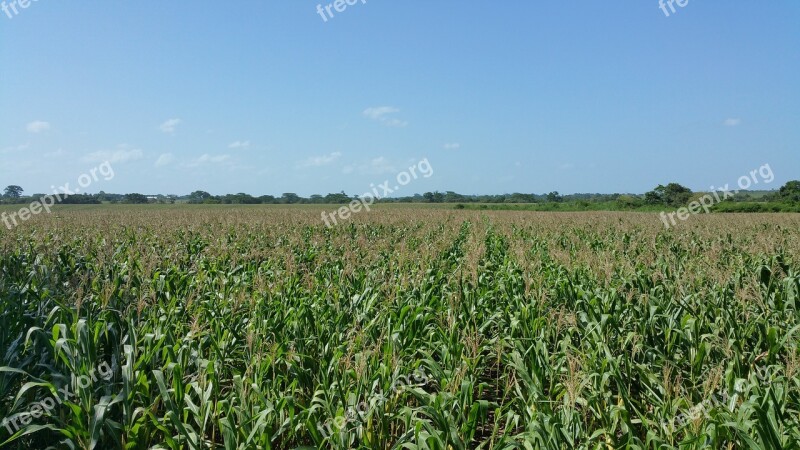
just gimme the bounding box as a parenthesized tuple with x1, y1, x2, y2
(1, 1, 798, 197)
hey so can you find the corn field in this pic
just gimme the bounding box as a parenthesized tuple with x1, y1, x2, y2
(1, 206, 799, 449)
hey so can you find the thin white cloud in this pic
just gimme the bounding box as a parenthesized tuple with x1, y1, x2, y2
(366, 157, 396, 174)
(44, 148, 66, 158)
(559, 163, 575, 170)
(155, 153, 175, 168)
(723, 118, 742, 127)
(363, 107, 408, 127)
(0, 143, 30, 154)
(159, 118, 182, 133)
(363, 107, 398, 120)
(26, 121, 51, 133)
(297, 151, 342, 168)
(187, 153, 231, 167)
(383, 118, 408, 127)
(82, 145, 143, 164)
(443, 143, 461, 150)
(228, 140, 251, 149)
(342, 156, 397, 175)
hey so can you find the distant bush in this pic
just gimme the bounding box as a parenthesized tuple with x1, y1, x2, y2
(123, 193, 150, 204)
(713, 202, 800, 213)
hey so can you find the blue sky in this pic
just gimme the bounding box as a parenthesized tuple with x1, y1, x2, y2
(1, 1, 798, 196)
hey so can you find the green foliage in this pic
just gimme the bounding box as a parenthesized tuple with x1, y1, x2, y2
(123, 193, 150, 204)
(616, 195, 644, 209)
(3, 186, 23, 200)
(187, 191, 213, 204)
(546, 191, 563, 203)
(713, 202, 800, 213)
(280, 193, 301, 204)
(645, 183, 693, 207)
(778, 180, 800, 203)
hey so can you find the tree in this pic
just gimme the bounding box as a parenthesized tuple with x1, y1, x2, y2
(419, 191, 446, 203)
(281, 193, 301, 204)
(222, 193, 259, 204)
(778, 180, 800, 203)
(546, 191, 563, 203)
(617, 195, 643, 209)
(124, 193, 149, 204)
(188, 191, 213, 204)
(663, 183, 692, 206)
(444, 191, 466, 203)
(4, 185, 23, 199)
(258, 195, 277, 204)
(644, 183, 692, 207)
(59, 193, 102, 204)
(644, 186, 665, 205)
(324, 192, 351, 204)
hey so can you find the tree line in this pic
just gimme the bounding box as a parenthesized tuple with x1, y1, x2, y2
(1, 182, 799, 207)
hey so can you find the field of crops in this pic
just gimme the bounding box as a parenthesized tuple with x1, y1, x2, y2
(1, 206, 799, 449)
